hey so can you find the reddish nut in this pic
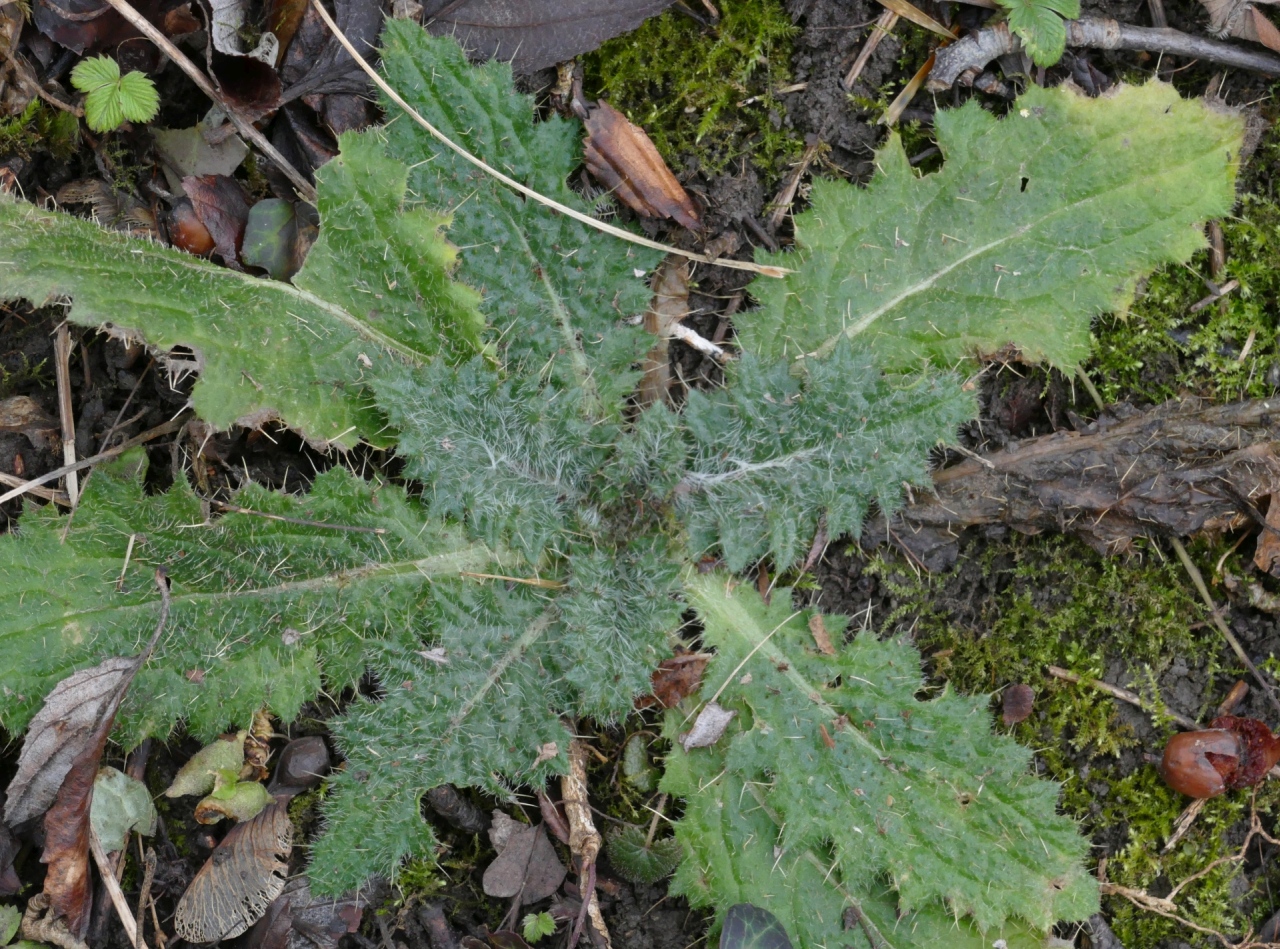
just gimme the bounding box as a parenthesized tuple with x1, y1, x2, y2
(169, 198, 215, 256)
(1160, 716, 1280, 798)
(1161, 729, 1239, 798)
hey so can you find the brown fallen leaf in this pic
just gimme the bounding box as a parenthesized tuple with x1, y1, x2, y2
(634, 650, 710, 710)
(175, 796, 294, 943)
(808, 614, 837, 657)
(422, 0, 677, 74)
(583, 101, 701, 232)
(1002, 684, 1035, 726)
(1255, 495, 1280, 577)
(183, 175, 252, 268)
(246, 876, 368, 949)
(482, 818, 566, 906)
(1202, 0, 1280, 49)
(5, 571, 170, 942)
(0, 396, 58, 450)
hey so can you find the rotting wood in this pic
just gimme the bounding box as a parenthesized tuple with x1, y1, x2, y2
(927, 18, 1280, 89)
(866, 397, 1280, 572)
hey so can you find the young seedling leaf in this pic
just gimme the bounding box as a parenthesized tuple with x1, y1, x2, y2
(663, 574, 1098, 945)
(999, 0, 1080, 65)
(745, 82, 1242, 371)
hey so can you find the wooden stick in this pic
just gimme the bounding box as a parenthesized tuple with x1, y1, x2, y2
(561, 738, 611, 949)
(1046, 665, 1199, 730)
(307, 0, 789, 279)
(53, 323, 78, 507)
(88, 828, 148, 949)
(0, 471, 69, 504)
(94, 0, 316, 202)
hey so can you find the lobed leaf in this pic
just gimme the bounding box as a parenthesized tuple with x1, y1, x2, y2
(0, 453, 502, 744)
(679, 341, 973, 570)
(0, 130, 484, 449)
(664, 574, 1097, 945)
(744, 82, 1243, 371)
(376, 21, 662, 413)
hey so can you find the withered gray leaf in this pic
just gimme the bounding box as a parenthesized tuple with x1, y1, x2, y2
(680, 701, 736, 752)
(481, 823, 566, 903)
(423, 0, 677, 73)
(5, 655, 143, 826)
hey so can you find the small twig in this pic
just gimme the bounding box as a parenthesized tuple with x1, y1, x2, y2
(88, 828, 148, 949)
(0, 415, 187, 506)
(1189, 279, 1240, 314)
(0, 43, 83, 116)
(667, 322, 730, 361)
(1046, 665, 1199, 729)
(135, 846, 155, 949)
(1163, 797, 1206, 853)
(459, 571, 564, 589)
(766, 138, 823, 230)
(0, 471, 69, 504)
(1170, 535, 1280, 719)
(94, 0, 316, 202)
(843, 10, 899, 88)
(53, 323, 78, 508)
(874, 0, 955, 38)
(210, 500, 389, 534)
(881, 51, 938, 126)
(947, 441, 996, 469)
(1147, 0, 1168, 28)
(307, 0, 789, 279)
(928, 19, 1280, 90)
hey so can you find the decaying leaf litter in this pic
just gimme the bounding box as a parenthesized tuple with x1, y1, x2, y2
(5, 0, 1280, 942)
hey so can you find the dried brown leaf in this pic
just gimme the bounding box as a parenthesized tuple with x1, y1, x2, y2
(635, 651, 709, 710)
(1255, 495, 1280, 576)
(0, 396, 58, 449)
(583, 101, 700, 232)
(481, 823, 566, 903)
(247, 876, 367, 949)
(808, 614, 837, 657)
(1202, 0, 1280, 48)
(680, 701, 736, 751)
(422, 0, 677, 73)
(183, 174, 251, 267)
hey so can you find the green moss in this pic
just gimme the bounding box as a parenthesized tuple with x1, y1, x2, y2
(396, 856, 446, 901)
(0, 355, 50, 399)
(583, 1, 801, 182)
(1089, 124, 1280, 406)
(0, 100, 80, 163)
(872, 534, 1280, 945)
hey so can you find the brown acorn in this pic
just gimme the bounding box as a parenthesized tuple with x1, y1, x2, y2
(1160, 716, 1280, 798)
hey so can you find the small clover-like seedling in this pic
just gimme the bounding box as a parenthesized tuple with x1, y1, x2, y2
(70, 55, 160, 132)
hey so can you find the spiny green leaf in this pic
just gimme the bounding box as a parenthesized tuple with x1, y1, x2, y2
(679, 341, 973, 570)
(1000, 0, 1080, 65)
(607, 825, 682, 885)
(664, 574, 1097, 945)
(744, 82, 1242, 371)
(0, 130, 484, 449)
(0, 452, 502, 744)
(377, 21, 661, 413)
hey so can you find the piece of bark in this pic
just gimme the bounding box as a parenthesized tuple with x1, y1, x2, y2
(583, 101, 700, 232)
(425, 784, 489, 834)
(422, 0, 677, 74)
(867, 398, 1280, 572)
(927, 18, 1280, 89)
(638, 257, 690, 406)
(1255, 495, 1280, 576)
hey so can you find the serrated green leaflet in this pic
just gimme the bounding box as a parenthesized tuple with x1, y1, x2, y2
(745, 82, 1242, 371)
(664, 574, 1096, 944)
(1001, 0, 1080, 66)
(377, 21, 662, 413)
(0, 452, 502, 744)
(0, 128, 484, 449)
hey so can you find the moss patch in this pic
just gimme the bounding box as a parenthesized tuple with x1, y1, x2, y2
(1088, 125, 1280, 406)
(583, 1, 801, 181)
(872, 534, 1280, 945)
(0, 99, 79, 163)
